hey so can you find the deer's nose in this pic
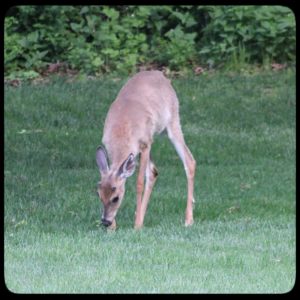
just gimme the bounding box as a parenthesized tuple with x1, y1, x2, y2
(101, 218, 112, 227)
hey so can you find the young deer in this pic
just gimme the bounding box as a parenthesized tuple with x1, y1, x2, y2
(96, 71, 196, 229)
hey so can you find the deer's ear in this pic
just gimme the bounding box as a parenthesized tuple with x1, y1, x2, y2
(117, 153, 136, 179)
(96, 146, 109, 175)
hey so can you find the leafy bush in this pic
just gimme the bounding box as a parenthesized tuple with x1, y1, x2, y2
(199, 6, 296, 67)
(4, 5, 296, 78)
(4, 17, 21, 74)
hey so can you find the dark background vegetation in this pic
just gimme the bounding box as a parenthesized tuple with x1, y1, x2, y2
(4, 5, 295, 80)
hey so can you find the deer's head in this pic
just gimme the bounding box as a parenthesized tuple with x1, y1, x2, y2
(96, 146, 136, 227)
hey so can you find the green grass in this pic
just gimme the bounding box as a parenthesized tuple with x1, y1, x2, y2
(4, 69, 295, 293)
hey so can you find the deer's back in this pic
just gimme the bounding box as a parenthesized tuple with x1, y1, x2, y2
(102, 71, 179, 163)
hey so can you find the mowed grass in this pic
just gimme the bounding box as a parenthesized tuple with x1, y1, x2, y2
(4, 69, 295, 293)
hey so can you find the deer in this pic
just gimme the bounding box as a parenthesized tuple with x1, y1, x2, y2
(96, 70, 196, 230)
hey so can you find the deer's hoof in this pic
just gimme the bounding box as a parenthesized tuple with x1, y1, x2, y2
(107, 219, 117, 231)
(134, 223, 143, 230)
(184, 218, 194, 227)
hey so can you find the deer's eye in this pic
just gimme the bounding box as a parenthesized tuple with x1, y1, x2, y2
(112, 196, 119, 203)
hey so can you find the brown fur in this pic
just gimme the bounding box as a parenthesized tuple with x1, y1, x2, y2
(96, 71, 196, 229)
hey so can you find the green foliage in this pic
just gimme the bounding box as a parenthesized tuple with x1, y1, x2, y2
(199, 6, 296, 67)
(4, 17, 22, 74)
(160, 25, 197, 71)
(4, 5, 296, 78)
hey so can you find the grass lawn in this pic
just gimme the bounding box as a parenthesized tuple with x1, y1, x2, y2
(4, 69, 295, 293)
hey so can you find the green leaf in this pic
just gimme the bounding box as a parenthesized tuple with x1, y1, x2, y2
(102, 7, 119, 20)
(27, 31, 39, 43)
(36, 50, 48, 60)
(80, 7, 89, 14)
(70, 22, 81, 32)
(92, 57, 103, 67)
(199, 48, 210, 54)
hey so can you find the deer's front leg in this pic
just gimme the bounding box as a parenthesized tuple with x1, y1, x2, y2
(134, 149, 149, 229)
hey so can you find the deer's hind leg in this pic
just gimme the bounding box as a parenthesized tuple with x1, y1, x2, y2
(167, 117, 196, 226)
